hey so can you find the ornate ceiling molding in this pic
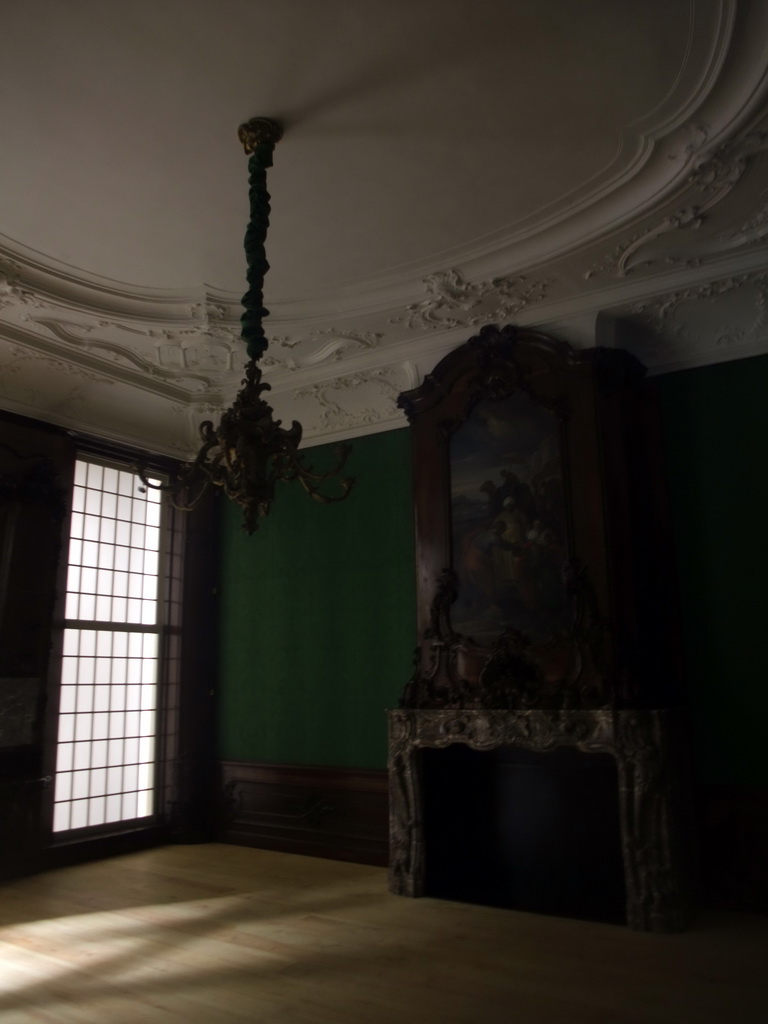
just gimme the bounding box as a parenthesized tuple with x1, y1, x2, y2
(265, 328, 383, 372)
(2, 1, 768, 456)
(275, 363, 417, 444)
(0, 237, 244, 324)
(0, 336, 197, 457)
(583, 128, 768, 280)
(627, 269, 768, 348)
(0, 317, 236, 407)
(0, 1, 766, 336)
(388, 270, 549, 332)
(594, 267, 768, 373)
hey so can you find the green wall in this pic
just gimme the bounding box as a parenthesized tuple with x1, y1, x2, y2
(217, 428, 415, 769)
(217, 355, 768, 783)
(658, 353, 768, 786)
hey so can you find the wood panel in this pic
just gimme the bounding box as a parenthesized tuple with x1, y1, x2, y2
(161, 490, 220, 844)
(217, 761, 388, 866)
(0, 410, 75, 880)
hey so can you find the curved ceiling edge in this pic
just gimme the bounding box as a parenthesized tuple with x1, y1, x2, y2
(2, 2, 765, 335)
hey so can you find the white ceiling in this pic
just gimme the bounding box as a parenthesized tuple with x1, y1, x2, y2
(1, 0, 768, 456)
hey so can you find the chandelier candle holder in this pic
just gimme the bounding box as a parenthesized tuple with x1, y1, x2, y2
(140, 117, 353, 533)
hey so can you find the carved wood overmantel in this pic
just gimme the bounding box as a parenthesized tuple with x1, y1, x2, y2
(397, 324, 684, 712)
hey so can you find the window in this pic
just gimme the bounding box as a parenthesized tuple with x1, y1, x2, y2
(52, 458, 166, 833)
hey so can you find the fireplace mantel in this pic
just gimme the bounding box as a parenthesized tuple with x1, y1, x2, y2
(388, 707, 694, 932)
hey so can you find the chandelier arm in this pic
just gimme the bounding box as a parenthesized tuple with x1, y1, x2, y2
(136, 424, 218, 495)
(291, 444, 355, 504)
(272, 438, 352, 479)
(290, 444, 353, 485)
(167, 474, 212, 512)
(300, 475, 356, 505)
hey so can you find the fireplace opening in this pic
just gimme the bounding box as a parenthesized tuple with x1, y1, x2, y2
(422, 743, 627, 924)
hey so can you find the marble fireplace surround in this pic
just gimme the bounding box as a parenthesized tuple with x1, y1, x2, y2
(388, 707, 694, 933)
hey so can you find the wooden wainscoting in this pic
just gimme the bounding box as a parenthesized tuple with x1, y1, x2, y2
(216, 761, 389, 866)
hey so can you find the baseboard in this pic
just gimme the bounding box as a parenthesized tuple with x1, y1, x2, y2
(214, 766, 767, 910)
(216, 760, 389, 867)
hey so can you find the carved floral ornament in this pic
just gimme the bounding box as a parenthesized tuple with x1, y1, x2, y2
(584, 128, 768, 280)
(293, 367, 408, 432)
(390, 269, 549, 332)
(0, 259, 39, 311)
(0, 256, 247, 395)
(267, 328, 383, 371)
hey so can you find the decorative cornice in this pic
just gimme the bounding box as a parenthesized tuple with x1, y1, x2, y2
(389, 270, 549, 332)
(35, 317, 240, 393)
(626, 269, 768, 354)
(0, 319, 233, 407)
(0, 258, 46, 311)
(2, 8, 768, 454)
(717, 199, 768, 245)
(1, 340, 114, 387)
(293, 367, 407, 434)
(267, 328, 383, 371)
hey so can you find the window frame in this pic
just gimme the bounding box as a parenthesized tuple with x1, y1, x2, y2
(42, 439, 190, 854)
(51, 455, 167, 835)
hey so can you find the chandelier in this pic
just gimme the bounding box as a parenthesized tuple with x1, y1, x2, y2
(140, 118, 353, 533)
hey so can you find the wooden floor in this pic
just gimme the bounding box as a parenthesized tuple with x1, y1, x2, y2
(0, 844, 765, 1023)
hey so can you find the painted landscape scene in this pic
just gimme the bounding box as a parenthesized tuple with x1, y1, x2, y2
(450, 391, 569, 645)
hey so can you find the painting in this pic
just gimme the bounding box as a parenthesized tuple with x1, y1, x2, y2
(450, 390, 569, 645)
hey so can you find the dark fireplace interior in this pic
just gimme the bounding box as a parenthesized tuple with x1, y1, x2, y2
(422, 744, 627, 925)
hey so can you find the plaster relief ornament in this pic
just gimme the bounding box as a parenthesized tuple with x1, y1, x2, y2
(138, 118, 354, 532)
(627, 271, 768, 353)
(584, 130, 768, 281)
(269, 329, 383, 369)
(294, 367, 405, 433)
(392, 269, 548, 331)
(0, 259, 40, 311)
